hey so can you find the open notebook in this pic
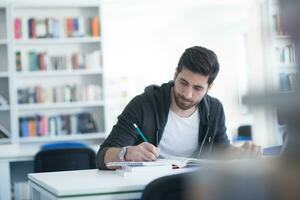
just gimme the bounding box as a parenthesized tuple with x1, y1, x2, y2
(107, 156, 206, 169)
(116, 164, 173, 177)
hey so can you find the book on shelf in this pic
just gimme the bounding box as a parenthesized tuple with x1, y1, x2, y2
(65, 17, 86, 38)
(275, 44, 295, 64)
(15, 50, 101, 72)
(77, 112, 98, 133)
(14, 18, 22, 39)
(65, 18, 73, 37)
(35, 18, 47, 38)
(15, 51, 22, 71)
(273, 13, 288, 36)
(17, 84, 101, 104)
(15, 16, 100, 39)
(28, 18, 36, 38)
(28, 118, 37, 137)
(19, 112, 98, 138)
(45, 18, 60, 38)
(279, 72, 297, 91)
(29, 51, 39, 71)
(39, 53, 47, 70)
(91, 16, 100, 37)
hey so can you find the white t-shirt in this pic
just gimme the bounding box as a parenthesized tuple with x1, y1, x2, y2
(158, 109, 200, 158)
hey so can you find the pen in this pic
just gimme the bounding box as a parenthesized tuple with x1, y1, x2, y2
(133, 123, 159, 160)
(133, 123, 149, 143)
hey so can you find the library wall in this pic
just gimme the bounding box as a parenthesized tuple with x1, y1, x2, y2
(102, 1, 259, 139)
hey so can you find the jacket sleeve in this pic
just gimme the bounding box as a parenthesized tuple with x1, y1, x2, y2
(96, 95, 144, 170)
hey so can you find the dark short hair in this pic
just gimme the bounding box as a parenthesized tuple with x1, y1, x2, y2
(176, 46, 220, 85)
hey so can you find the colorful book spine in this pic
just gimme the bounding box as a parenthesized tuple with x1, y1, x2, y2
(35, 19, 47, 38)
(28, 52, 39, 71)
(49, 116, 57, 136)
(14, 18, 22, 39)
(78, 17, 85, 37)
(19, 112, 98, 137)
(38, 53, 47, 70)
(21, 16, 100, 39)
(91, 16, 100, 37)
(28, 18, 36, 38)
(28, 118, 36, 137)
(15, 51, 22, 71)
(20, 119, 29, 137)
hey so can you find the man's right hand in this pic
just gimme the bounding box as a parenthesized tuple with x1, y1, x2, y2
(126, 142, 160, 161)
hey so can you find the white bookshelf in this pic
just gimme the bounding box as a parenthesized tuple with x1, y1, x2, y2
(0, 39, 7, 44)
(15, 68, 102, 77)
(0, 6, 11, 144)
(0, 3, 106, 145)
(17, 101, 104, 110)
(14, 37, 101, 45)
(0, 72, 9, 77)
(260, 0, 297, 144)
(0, 105, 10, 111)
(269, 1, 296, 92)
(18, 132, 105, 143)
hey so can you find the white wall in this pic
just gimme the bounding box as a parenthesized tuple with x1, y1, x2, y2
(102, 0, 260, 140)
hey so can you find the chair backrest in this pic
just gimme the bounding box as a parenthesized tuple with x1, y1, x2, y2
(41, 141, 87, 150)
(142, 172, 193, 200)
(237, 125, 252, 141)
(34, 147, 96, 173)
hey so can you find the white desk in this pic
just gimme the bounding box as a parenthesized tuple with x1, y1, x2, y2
(0, 144, 100, 200)
(0, 145, 39, 200)
(28, 168, 194, 200)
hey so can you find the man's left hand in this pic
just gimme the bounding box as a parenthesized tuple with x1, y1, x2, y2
(240, 141, 263, 157)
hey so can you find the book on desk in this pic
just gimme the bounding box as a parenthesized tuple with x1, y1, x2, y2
(107, 156, 205, 176)
(116, 165, 173, 177)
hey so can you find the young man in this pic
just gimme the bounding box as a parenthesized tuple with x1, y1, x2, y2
(97, 46, 261, 170)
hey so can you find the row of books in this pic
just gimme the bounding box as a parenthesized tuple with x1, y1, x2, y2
(15, 50, 101, 71)
(19, 112, 98, 137)
(275, 44, 295, 64)
(17, 84, 102, 104)
(273, 14, 289, 36)
(14, 16, 100, 39)
(279, 72, 297, 91)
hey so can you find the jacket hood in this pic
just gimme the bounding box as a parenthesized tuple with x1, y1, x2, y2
(143, 81, 210, 133)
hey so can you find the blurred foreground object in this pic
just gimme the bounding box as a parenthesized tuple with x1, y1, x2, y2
(187, 0, 300, 199)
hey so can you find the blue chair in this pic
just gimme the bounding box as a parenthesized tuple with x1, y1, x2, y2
(41, 141, 87, 150)
(34, 142, 96, 173)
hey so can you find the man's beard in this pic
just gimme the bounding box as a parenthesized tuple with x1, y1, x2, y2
(173, 89, 200, 110)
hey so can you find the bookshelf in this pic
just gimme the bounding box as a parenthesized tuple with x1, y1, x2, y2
(0, 3, 106, 145)
(15, 68, 103, 77)
(14, 37, 101, 45)
(0, 39, 7, 44)
(267, 0, 297, 92)
(0, 72, 9, 77)
(0, 6, 11, 143)
(261, 0, 297, 144)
